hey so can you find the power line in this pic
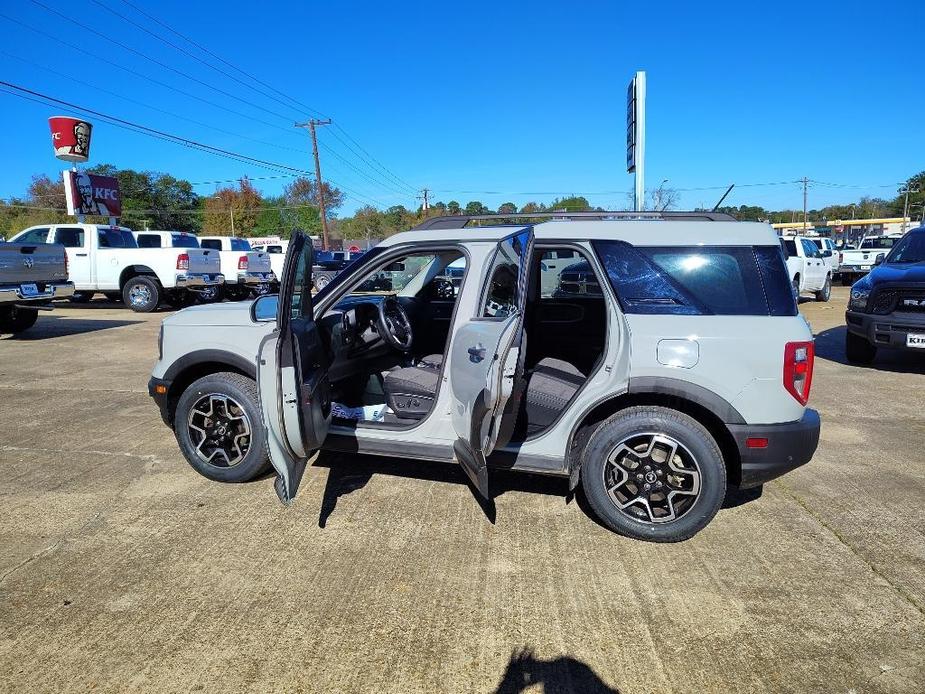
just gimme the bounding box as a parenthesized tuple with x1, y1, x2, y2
(0, 82, 389, 208)
(112, 0, 418, 195)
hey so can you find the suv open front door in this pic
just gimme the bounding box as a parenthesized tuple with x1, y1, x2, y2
(257, 232, 332, 504)
(450, 228, 534, 499)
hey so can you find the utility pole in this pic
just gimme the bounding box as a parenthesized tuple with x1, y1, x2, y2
(901, 182, 920, 233)
(295, 118, 332, 250)
(420, 188, 431, 213)
(802, 177, 809, 232)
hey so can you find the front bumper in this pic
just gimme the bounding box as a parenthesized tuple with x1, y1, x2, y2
(728, 409, 820, 488)
(148, 376, 173, 426)
(175, 273, 225, 289)
(846, 310, 925, 350)
(0, 281, 75, 303)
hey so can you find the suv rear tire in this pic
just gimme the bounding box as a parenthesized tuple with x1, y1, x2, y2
(580, 406, 726, 542)
(174, 372, 271, 483)
(846, 331, 876, 364)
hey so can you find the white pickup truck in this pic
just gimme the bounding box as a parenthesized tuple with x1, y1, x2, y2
(839, 233, 903, 285)
(781, 235, 832, 302)
(10, 224, 223, 312)
(249, 240, 288, 281)
(198, 236, 275, 300)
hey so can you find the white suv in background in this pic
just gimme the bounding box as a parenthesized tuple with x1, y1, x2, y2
(149, 212, 820, 542)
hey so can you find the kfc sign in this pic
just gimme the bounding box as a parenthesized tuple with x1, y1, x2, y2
(49, 116, 93, 163)
(63, 170, 121, 217)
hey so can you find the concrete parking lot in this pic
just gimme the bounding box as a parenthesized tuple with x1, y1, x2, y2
(1, 287, 923, 693)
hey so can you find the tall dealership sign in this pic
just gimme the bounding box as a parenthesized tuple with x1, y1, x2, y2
(48, 116, 93, 163)
(626, 71, 646, 212)
(63, 170, 122, 218)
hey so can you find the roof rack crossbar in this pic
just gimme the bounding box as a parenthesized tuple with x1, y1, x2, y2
(411, 210, 736, 230)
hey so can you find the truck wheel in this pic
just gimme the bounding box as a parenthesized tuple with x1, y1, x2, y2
(174, 372, 270, 483)
(0, 305, 38, 334)
(169, 291, 197, 309)
(846, 331, 876, 364)
(122, 276, 161, 313)
(815, 275, 832, 302)
(792, 276, 801, 301)
(580, 406, 726, 542)
(224, 285, 247, 301)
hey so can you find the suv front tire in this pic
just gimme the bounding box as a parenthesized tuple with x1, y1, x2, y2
(580, 406, 726, 542)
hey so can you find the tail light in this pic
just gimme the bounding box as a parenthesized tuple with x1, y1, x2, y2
(64, 250, 69, 276)
(176, 253, 189, 270)
(783, 341, 815, 405)
(238, 255, 249, 270)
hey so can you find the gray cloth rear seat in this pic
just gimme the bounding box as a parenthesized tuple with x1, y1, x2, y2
(523, 358, 585, 435)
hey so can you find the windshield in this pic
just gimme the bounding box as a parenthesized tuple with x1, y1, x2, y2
(886, 234, 925, 264)
(860, 237, 898, 250)
(230, 238, 251, 251)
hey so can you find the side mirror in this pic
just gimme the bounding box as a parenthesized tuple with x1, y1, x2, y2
(874, 253, 885, 266)
(252, 294, 279, 322)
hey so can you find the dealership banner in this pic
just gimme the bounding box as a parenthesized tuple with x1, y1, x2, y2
(49, 116, 93, 163)
(63, 170, 121, 217)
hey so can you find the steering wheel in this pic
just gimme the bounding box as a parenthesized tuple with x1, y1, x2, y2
(376, 297, 413, 351)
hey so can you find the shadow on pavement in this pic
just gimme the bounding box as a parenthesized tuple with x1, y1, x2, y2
(815, 325, 925, 374)
(2, 315, 143, 340)
(312, 450, 567, 529)
(492, 648, 620, 693)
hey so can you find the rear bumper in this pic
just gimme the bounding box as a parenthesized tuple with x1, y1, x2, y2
(0, 281, 75, 302)
(846, 310, 925, 350)
(236, 271, 275, 286)
(175, 273, 224, 289)
(148, 376, 173, 426)
(729, 409, 820, 488)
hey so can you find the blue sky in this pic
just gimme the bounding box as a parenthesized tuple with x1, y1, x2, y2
(1, 0, 923, 216)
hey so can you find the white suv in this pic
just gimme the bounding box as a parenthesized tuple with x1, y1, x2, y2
(149, 213, 820, 542)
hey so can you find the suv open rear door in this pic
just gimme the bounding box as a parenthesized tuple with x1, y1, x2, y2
(449, 228, 533, 498)
(257, 232, 332, 504)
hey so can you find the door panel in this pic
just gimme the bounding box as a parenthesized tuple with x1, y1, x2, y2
(449, 228, 533, 498)
(257, 232, 332, 504)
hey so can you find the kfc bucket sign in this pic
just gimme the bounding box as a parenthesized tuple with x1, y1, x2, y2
(49, 116, 93, 163)
(63, 170, 121, 217)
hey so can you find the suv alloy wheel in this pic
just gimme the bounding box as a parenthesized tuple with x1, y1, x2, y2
(580, 406, 726, 542)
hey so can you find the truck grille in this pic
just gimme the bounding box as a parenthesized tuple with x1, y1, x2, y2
(869, 289, 925, 315)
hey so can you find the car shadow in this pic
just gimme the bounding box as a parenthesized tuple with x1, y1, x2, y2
(814, 325, 925, 374)
(492, 647, 621, 693)
(1, 315, 143, 340)
(53, 298, 180, 312)
(312, 450, 567, 529)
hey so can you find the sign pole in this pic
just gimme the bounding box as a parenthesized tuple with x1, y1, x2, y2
(626, 71, 646, 211)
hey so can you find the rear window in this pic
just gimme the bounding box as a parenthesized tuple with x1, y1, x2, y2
(230, 238, 251, 251)
(136, 234, 162, 248)
(201, 239, 222, 251)
(97, 228, 138, 248)
(861, 237, 898, 250)
(592, 242, 797, 317)
(171, 234, 200, 249)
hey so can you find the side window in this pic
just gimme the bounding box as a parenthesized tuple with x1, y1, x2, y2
(97, 230, 111, 248)
(592, 242, 773, 316)
(801, 239, 818, 257)
(538, 247, 601, 298)
(201, 239, 222, 251)
(17, 227, 50, 244)
(136, 234, 161, 248)
(481, 233, 526, 318)
(54, 228, 84, 247)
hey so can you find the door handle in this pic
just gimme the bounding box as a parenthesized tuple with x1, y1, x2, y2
(76, 253, 88, 257)
(467, 344, 486, 363)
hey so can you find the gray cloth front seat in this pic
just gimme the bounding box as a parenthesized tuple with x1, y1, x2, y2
(522, 358, 586, 435)
(383, 365, 439, 419)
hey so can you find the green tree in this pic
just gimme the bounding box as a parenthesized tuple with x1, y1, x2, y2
(203, 177, 263, 236)
(446, 200, 461, 215)
(465, 200, 488, 215)
(548, 196, 590, 211)
(498, 202, 517, 214)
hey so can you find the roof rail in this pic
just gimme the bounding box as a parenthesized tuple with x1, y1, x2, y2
(411, 210, 737, 230)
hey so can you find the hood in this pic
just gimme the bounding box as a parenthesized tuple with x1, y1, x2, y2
(869, 262, 925, 286)
(163, 299, 259, 327)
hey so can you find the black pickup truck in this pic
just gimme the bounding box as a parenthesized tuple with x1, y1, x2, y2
(845, 226, 925, 363)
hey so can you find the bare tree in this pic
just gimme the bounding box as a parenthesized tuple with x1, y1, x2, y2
(649, 182, 680, 211)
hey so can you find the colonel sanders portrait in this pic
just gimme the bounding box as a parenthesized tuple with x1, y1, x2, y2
(74, 172, 113, 216)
